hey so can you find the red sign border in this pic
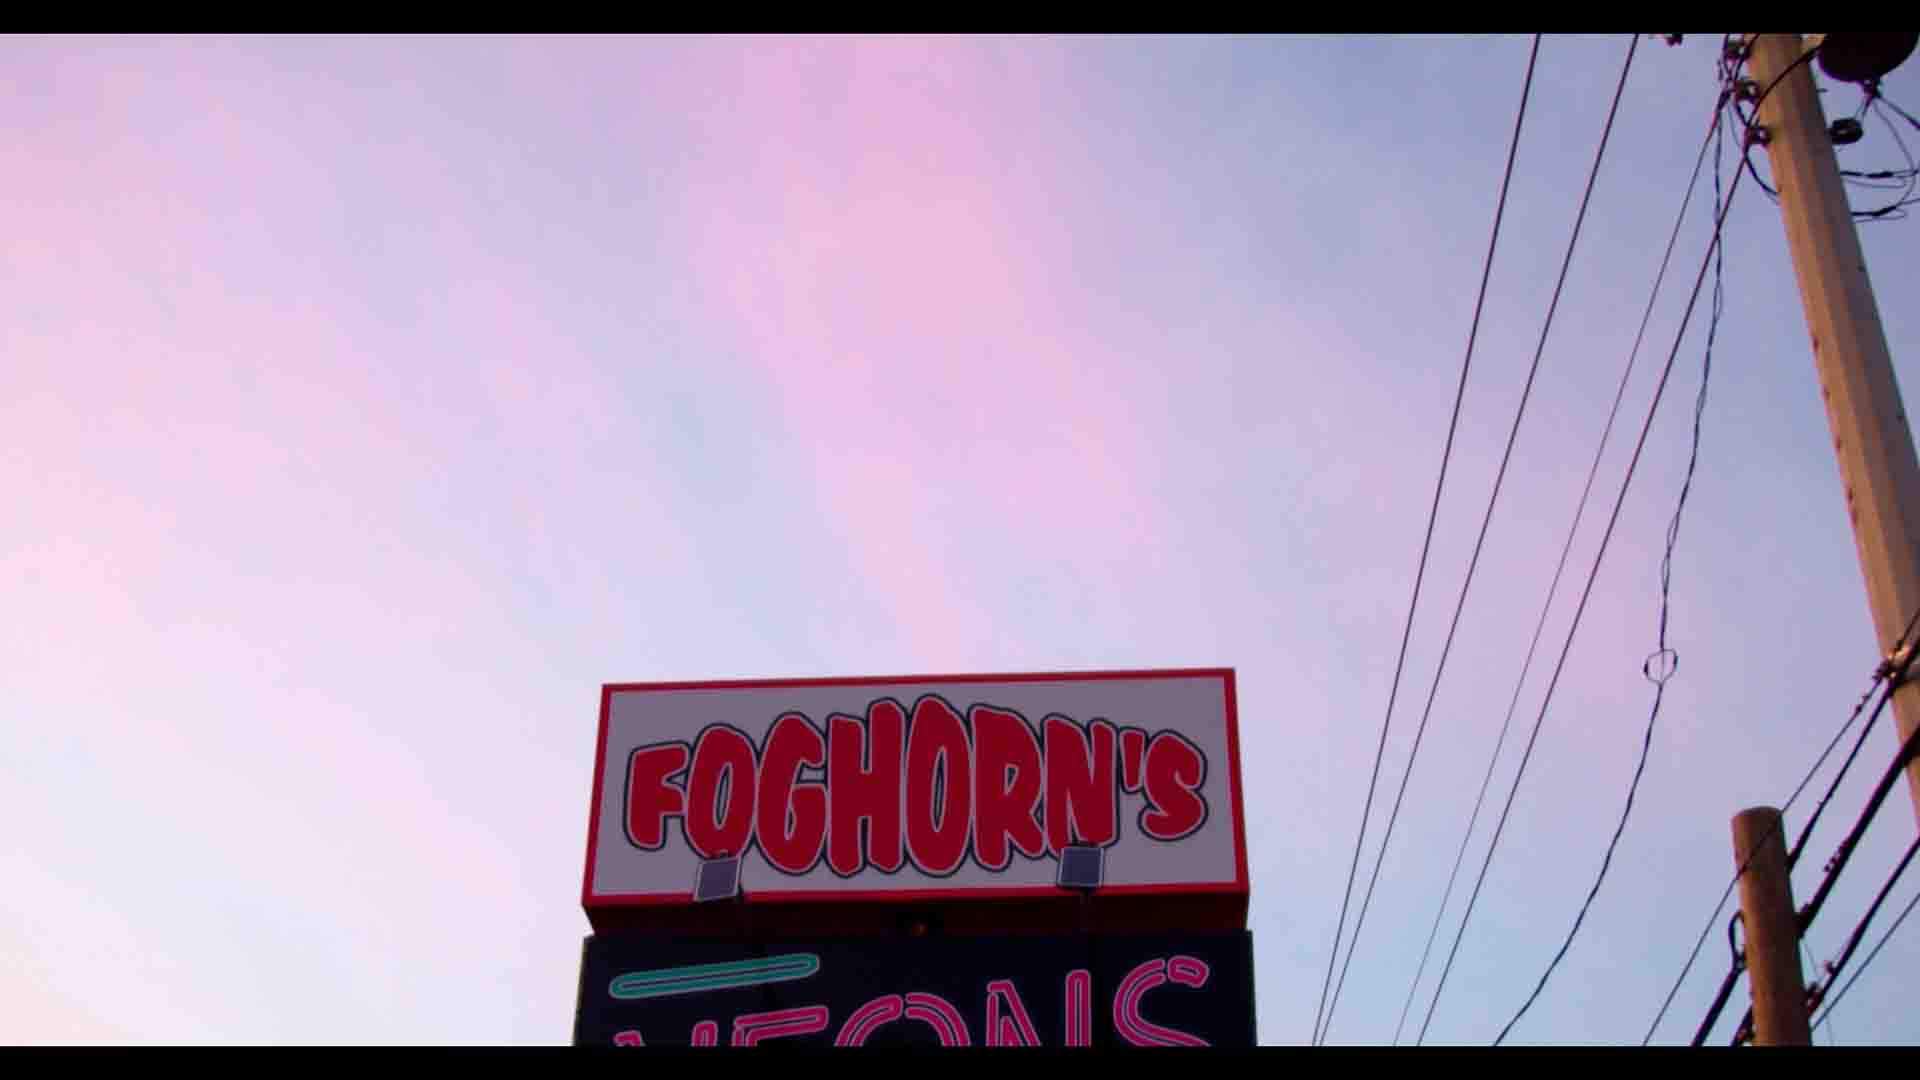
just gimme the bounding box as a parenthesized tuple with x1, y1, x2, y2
(581, 668, 1248, 916)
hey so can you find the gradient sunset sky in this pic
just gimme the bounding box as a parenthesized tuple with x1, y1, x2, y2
(6, 34, 1920, 1045)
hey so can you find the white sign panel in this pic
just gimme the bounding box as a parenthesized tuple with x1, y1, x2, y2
(582, 670, 1247, 913)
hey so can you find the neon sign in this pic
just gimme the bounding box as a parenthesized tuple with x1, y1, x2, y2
(572, 932, 1256, 1048)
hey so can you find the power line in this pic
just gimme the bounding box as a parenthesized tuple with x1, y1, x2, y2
(1682, 660, 1914, 1045)
(1799, 938, 1835, 1044)
(1320, 32, 1640, 1046)
(1722, 688, 1920, 1044)
(1309, 32, 1542, 1046)
(1664, 700, 1884, 1048)
(1880, 90, 1920, 133)
(1837, 85, 1919, 197)
(1424, 36, 1809, 1048)
(1729, 58, 1920, 222)
(1690, 912, 1748, 1046)
(1731, 822, 1920, 1045)
(1811, 879, 1920, 1032)
(1687, 596, 1920, 1046)
(1392, 62, 1727, 1047)
(1804, 834, 1920, 1024)
(1643, 603, 1920, 1043)
(1643, 65, 1912, 1037)
(1794, 718, 1920, 936)
(1415, 44, 1781, 1046)
(1786, 614, 1920, 870)
(1852, 97, 1920, 221)
(1491, 52, 1727, 1047)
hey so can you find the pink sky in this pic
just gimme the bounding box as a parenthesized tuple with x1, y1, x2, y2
(6, 34, 1920, 1045)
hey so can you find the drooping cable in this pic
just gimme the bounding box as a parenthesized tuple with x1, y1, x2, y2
(1415, 40, 1796, 1045)
(1491, 52, 1729, 1046)
(1321, 32, 1640, 1046)
(1391, 51, 1729, 1050)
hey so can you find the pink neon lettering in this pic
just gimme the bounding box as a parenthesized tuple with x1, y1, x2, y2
(1114, 957, 1210, 1047)
(1065, 969, 1092, 1047)
(731, 1005, 830, 1046)
(612, 1022, 721, 1046)
(984, 979, 1041, 1046)
(904, 992, 971, 1046)
(1168, 955, 1210, 988)
(834, 996, 904, 1046)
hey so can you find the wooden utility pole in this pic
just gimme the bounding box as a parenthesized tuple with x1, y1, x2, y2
(1745, 32, 1920, 828)
(1732, 807, 1811, 1045)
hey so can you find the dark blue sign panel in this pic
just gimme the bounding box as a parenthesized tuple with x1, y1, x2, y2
(573, 932, 1255, 1047)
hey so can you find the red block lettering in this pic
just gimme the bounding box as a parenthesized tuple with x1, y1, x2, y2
(1140, 732, 1208, 841)
(828, 699, 905, 876)
(756, 713, 827, 874)
(971, 704, 1044, 870)
(905, 696, 972, 875)
(1119, 726, 1148, 793)
(623, 742, 688, 850)
(685, 726, 758, 858)
(1043, 716, 1118, 855)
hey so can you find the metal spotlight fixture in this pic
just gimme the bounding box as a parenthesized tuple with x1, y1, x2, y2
(1813, 33, 1919, 85)
(693, 854, 742, 903)
(1056, 845, 1106, 891)
(1830, 117, 1866, 146)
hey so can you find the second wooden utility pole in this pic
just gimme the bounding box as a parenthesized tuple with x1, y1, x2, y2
(1746, 33, 1920, 828)
(1732, 806, 1811, 1045)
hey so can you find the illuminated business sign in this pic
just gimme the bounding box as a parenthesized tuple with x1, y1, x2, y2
(582, 670, 1246, 927)
(571, 931, 1257, 1047)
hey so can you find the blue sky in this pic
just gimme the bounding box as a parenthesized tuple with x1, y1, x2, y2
(4, 33, 1918, 1045)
